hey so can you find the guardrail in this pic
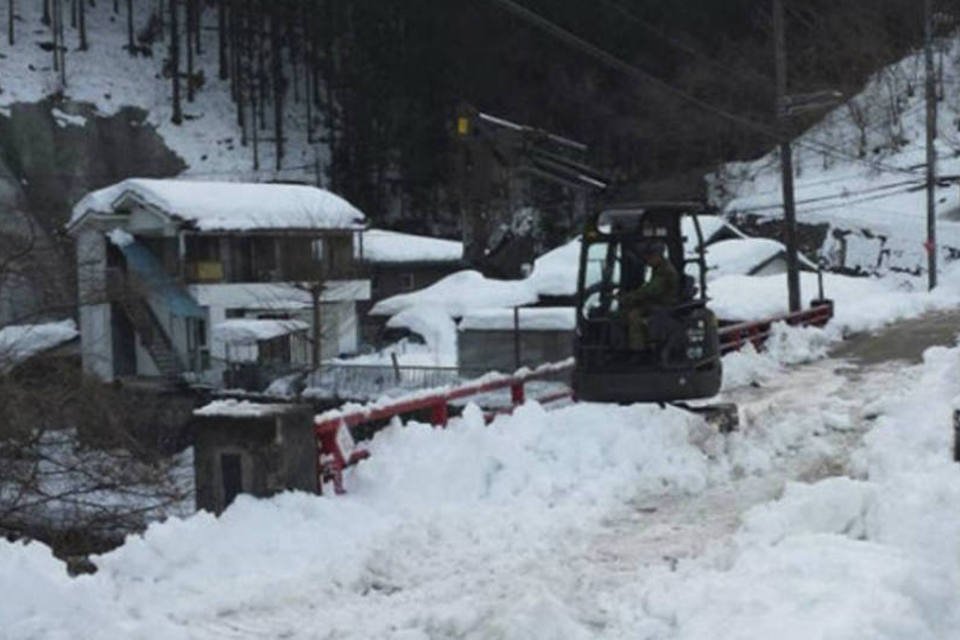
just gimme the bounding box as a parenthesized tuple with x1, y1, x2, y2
(718, 299, 833, 354)
(315, 300, 835, 493)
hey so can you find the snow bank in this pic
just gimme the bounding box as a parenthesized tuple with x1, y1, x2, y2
(359, 229, 462, 263)
(711, 268, 960, 330)
(644, 342, 960, 639)
(71, 178, 365, 231)
(1, 401, 721, 638)
(0, 319, 78, 373)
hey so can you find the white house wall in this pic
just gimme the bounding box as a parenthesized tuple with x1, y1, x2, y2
(135, 332, 160, 377)
(79, 302, 113, 381)
(76, 229, 113, 380)
(333, 301, 358, 356)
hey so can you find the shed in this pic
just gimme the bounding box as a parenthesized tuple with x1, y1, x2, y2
(458, 307, 575, 374)
(191, 400, 315, 513)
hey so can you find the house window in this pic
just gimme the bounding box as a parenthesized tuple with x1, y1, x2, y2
(312, 239, 324, 261)
(400, 273, 416, 291)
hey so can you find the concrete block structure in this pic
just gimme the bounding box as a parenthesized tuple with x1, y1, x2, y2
(191, 401, 315, 514)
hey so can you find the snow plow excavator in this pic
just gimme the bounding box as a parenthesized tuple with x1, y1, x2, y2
(571, 202, 739, 431)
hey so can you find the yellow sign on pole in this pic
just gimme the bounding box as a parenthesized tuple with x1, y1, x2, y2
(456, 116, 470, 136)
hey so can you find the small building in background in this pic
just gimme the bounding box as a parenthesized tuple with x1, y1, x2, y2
(191, 400, 315, 514)
(357, 229, 466, 345)
(457, 307, 575, 374)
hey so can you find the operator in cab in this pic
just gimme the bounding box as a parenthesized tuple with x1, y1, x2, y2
(621, 240, 679, 350)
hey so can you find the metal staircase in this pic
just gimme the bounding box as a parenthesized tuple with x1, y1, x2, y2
(115, 288, 184, 381)
(108, 239, 205, 383)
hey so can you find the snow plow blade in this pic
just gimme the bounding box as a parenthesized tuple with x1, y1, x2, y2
(672, 402, 739, 433)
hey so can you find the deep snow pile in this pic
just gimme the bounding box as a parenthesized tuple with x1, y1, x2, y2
(4, 321, 960, 637)
(1, 401, 723, 638)
(638, 344, 960, 639)
(714, 38, 960, 274)
(711, 262, 960, 328)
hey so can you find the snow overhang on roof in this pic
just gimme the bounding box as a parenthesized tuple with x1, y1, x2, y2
(358, 229, 463, 264)
(0, 320, 78, 373)
(189, 281, 371, 310)
(212, 319, 309, 345)
(68, 178, 366, 233)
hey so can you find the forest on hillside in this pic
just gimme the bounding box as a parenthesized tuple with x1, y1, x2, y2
(3, 1, 950, 226)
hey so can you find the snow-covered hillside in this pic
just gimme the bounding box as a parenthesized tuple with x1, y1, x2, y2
(0, 1, 321, 180)
(714, 37, 960, 275)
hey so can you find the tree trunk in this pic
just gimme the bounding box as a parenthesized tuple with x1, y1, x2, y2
(217, 0, 227, 79)
(126, 0, 133, 53)
(170, 0, 182, 124)
(8, 0, 14, 46)
(50, 0, 58, 72)
(271, 5, 283, 170)
(185, 0, 194, 102)
(192, 0, 201, 55)
(42, 0, 50, 26)
(235, 0, 245, 145)
(57, 0, 65, 85)
(78, 0, 87, 50)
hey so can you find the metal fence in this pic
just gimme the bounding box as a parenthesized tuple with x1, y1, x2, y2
(305, 363, 489, 400)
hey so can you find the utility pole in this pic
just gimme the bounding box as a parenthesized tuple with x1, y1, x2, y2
(773, 0, 801, 312)
(925, 0, 938, 290)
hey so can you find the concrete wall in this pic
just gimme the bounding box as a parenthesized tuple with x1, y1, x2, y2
(458, 328, 574, 374)
(193, 407, 315, 514)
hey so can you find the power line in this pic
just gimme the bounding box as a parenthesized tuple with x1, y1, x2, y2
(729, 178, 924, 214)
(592, 0, 775, 90)
(486, 0, 923, 178)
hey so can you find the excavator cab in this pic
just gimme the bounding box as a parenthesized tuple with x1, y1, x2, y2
(572, 203, 723, 404)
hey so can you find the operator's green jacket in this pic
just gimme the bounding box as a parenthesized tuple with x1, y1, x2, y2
(622, 259, 680, 311)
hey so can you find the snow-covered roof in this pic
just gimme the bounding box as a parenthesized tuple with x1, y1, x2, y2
(705, 238, 786, 279)
(682, 215, 737, 247)
(460, 307, 575, 332)
(212, 319, 309, 345)
(359, 229, 463, 264)
(193, 399, 305, 418)
(527, 237, 581, 298)
(705, 238, 818, 280)
(69, 178, 365, 232)
(0, 320, 78, 373)
(189, 281, 370, 310)
(370, 270, 539, 318)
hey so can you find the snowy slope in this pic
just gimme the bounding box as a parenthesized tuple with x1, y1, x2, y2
(0, 2, 321, 181)
(714, 38, 960, 274)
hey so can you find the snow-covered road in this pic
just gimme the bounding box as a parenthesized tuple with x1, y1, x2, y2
(5, 317, 960, 639)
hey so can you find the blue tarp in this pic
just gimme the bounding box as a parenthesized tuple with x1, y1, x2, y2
(119, 241, 206, 319)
